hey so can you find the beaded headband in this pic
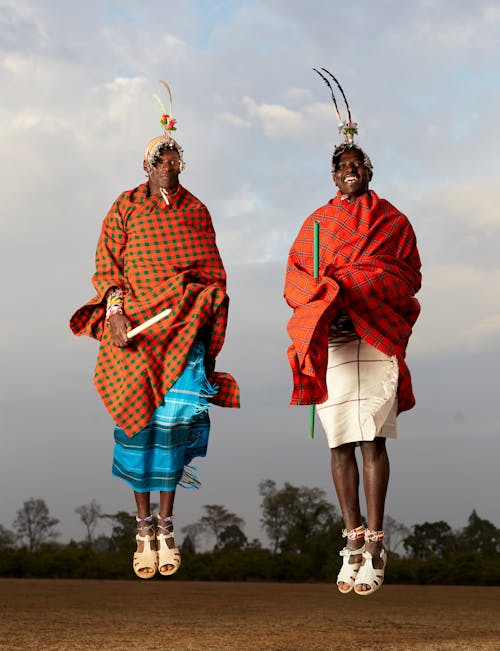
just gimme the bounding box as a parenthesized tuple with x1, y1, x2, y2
(143, 80, 185, 171)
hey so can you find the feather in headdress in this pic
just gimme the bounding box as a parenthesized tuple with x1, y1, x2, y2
(152, 80, 176, 132)
(313, 68, 358, 143)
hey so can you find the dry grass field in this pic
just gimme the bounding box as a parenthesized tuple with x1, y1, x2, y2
(0, 579, 498, 650)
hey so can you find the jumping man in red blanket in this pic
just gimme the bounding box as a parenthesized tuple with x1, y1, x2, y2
(284, 70, 421, 595)
(70, 82, 239, 579)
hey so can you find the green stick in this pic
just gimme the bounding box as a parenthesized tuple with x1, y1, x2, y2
(309, 220, 320, 440)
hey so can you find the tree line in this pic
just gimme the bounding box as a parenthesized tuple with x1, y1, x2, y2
(0, 481, 498, 584)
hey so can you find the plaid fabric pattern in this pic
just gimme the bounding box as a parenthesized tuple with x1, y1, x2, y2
(284, 190, 421, 413)
(112, 340, 216, 492)
(317, 335, 398, 447)
(70, 183, 239, 437)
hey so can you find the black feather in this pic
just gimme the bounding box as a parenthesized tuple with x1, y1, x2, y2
(313, 67, 342, 123)
(320, 68, 352, 123)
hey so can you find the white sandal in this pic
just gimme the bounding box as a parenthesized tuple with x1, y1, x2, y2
(354, 529, 387, 596)
(157, 514, 181, 577)
(133, 515, 158, 580)
(337, 525, 365, 594)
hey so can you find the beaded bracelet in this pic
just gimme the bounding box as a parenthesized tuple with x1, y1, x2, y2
(105, 287, 124, 321)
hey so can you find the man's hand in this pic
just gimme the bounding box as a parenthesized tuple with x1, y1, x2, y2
(108, 313, 132, 347)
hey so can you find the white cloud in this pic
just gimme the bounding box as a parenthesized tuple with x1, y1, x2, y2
(471, 313, 500, 337)
(219, 111, 252, 128)
(242, 96, 302, 139)
(89, 75, 148, 133)
(216, 96, 333, 143)
(436, 179, 500, 235)
(161, 33, 189, 62)
(282, 87, 314, 106)
(0, 0, 48, 49)
(405, 179, 500, 262)
(219, 185, 258, 217)
(416, 4, 500, 54)
(1, 0, 500, 542)
(1, 107, 70, 134)
(413, 264, 500, 356)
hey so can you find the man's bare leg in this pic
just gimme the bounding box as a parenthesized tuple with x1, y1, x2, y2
(356, 437, 389, 591)
(331, 443, 364, 591)
(134, 491, 151, 519)
(158, 490, 177, 573)
(159, 490, 175, 520)
(133, 491, 155, 576)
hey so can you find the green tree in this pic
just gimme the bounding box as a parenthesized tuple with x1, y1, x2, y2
(384, 515, 410, 557)
(403, 520, 456, 560)
(92, 534, 112, 553)
(459, 510, 500, 556)
(180, 522, 204, 553)
(219, 524, 248, 551)
(259, 479, 340, 554)
(101, 510, 136, 553)
(75, 499, 102, 548)
(180, 534, 196, 554)
(247, 538, 263, 550)
(259, 480, 289, 553)
(12, 498, 59, 552)
(198, 505, 245, 550)
(0, 524, 15, 549)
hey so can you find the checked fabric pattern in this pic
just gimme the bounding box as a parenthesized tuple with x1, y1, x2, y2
(70, 183, 239, 438)
(284, 190, 421, 413)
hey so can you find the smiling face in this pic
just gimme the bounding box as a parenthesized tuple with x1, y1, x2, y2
(332, 148, 370, 199)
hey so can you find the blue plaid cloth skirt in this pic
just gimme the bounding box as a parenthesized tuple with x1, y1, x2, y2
(112, 341, 217, 492)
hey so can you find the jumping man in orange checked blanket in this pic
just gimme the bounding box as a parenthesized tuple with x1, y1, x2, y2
(70, 82, 239, 579)
(284, 70, 421, 596)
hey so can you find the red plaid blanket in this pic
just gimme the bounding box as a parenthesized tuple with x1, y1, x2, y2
(70, 183, 239, 437)
(285, 190, 421, 413)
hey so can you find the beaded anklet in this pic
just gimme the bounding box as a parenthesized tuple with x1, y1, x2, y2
(342, 525, 365, 541)
(365, 529, 384, 543)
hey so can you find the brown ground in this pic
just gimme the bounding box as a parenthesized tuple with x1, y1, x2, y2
(0, 579, 498, 650)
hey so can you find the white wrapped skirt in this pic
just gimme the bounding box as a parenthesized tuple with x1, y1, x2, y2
(316, 335, 398, 449)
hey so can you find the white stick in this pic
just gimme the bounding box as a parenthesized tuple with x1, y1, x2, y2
(126, 308, 172, 339)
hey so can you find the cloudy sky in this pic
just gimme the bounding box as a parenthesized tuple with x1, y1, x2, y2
(1, 0, 499, 546)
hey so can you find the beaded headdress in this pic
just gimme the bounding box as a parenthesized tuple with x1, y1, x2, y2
(143, 80, 185, 171)
(313, 68, 373, 177)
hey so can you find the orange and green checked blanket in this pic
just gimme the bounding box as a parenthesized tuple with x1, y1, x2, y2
(70, 183, 240, 438)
